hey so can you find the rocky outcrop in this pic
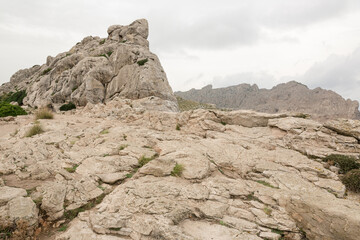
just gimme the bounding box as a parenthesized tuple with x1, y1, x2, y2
(0, 97, 360, 239)
(0, 19, 177, 110)
(175, 81, 360, 121)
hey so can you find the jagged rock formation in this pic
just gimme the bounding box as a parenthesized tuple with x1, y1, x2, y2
(0, 19, 177, 110)
(0, 97, 360, 240)
(175, 81, 360, 121)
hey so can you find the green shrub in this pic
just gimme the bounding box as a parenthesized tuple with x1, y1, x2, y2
(35, 108, 54, 119)
(342, 169, 360, 192)
(138, 154, 158, 167)
(99, 39, 105, 45)
(100, 129, 109, 134)
(119, 144, 128, 151)
(176, 123, 181, 131)
(263, 207, 272, 216)
(25, 124, 44, 137)
(107, 51, 113, 56)
(42, 68, 52, 75)
(58, 224, 68, 232)
(0, 102, 27, 117)
(256, 180, 279, 189)
(60, 102, 76, 111)
(64, 164, 78, 173)
(171, 163, 184, 177)
(137, 58, 148, 66)
(324, 154, 360, 173)
(1, 90, 27, 105)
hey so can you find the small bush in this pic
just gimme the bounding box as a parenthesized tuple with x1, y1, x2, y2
(60, 102, 76, 111)
(171, 163, 184, 177)
(100, 129, 109, 134)
(42, 68, 52, 76)
(64, 164, 78, 173)
(25, 124, 44, 137)
(0, 102, 27, 117)
(263, 207, 272, 216)
(107, 51, 113, 56)
(294, 113, 309, 119)
(2, 90, 27, 105)
(119, 144, 128, 151)
(99, 39, 105, 45)
(324, 154, 360, 174)
(342, 169, 360, 192)
(176, 123, 181, 131)
(138, 154, 158, 167)
(35, 108, 54, 120)
(137, 58, 148, 66)
(256, 180, 279, 189)
(58, 224, 68, 232)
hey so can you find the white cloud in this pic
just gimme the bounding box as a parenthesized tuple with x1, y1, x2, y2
(299, 47, 360, 101)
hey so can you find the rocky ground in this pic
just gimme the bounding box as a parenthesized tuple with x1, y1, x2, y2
(0, 97, 360, 240)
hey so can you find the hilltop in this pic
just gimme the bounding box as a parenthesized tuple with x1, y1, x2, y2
(175, 81, 360, 121)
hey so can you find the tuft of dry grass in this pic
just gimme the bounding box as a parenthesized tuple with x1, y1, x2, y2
(25, 124, 44, 137)
(35, 108, 54, 120)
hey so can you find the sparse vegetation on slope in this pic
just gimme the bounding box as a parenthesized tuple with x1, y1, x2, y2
(342, 169, 360, 192)
(171, 163, 184, 177)
(25, 124, 44, 137)
(138, 153, 159, 167)
(35, 108, 54, 119)
(41, 68, 52, 75)
(176, 96, 216, 112)
(324, 154, 360, 174)
(137, 58, 148, 66)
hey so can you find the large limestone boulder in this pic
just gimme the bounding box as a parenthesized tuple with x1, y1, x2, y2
(0, 19, 178, 111)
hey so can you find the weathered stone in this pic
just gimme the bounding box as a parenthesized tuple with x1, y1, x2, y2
(0, 19, 178, 110)
(324, 118, 360, 140)
(37, 182, 66, 220)
(97, 172, 128, 184)
(0, 186, 27, 206)
(138, 158, 175, 177)
(0, 93, 359, 240)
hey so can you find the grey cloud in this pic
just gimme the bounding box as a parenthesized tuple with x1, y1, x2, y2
(211, 72, 277, 89)
(260, 0, 355, 29)
(150, 0, 360, 52)
(150, 8, 260, 51)
(209, 46, 360, 103)
(299, 47, 360, 101)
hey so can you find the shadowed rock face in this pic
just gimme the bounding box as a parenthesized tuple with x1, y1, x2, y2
(175, 81, 360, 121)
(0, 19, 177, 110)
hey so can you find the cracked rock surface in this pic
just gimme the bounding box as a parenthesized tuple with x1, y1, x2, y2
(0, 98, 360, 239)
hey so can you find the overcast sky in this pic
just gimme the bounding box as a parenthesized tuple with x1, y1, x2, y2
(1, 0, 360, 102)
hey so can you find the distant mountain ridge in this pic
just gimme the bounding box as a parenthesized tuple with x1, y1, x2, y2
(175, 81, 360, 121)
